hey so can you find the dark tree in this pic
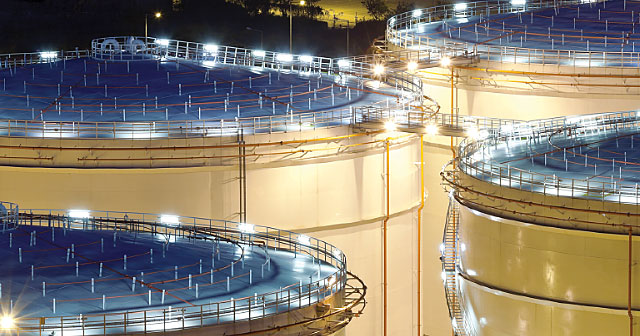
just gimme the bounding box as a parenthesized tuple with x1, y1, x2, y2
(361, 0, 390, 20)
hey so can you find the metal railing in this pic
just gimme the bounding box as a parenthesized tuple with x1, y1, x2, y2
(455, 110, 640, 204)
(7, 207, 356, 335)
(0, 201, 19, 231)
(385, 0, 640, 68)
(0, 49, 90, 69)
(0, 36, 425, 139)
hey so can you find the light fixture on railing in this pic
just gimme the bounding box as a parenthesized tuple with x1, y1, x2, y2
(0, 315, 14, 330)
(40, 51, 58, 59)
(454, 3, 468, 11)
(412, 9, 423, 17)
(511, 0, 526, 6)
(238, 222, 255, 234)
(333, 249, 342, 259)
(373, 64, 385, 75)
(252, 50, 266, 58)
(407, 61, 418, 72)
(68, 209, 91, 218)
(426, 123, 438, 135)
(276, 53, 294, 62)
(155, 39, 170, 46)
(160, 214, 180, 225)
(337, 59, 350, 69)
(384, 120, 397, 131)
(299, 55, 314, 63)
(204, 44, 218, 53)
(440, 56, 452, 67)
(298, 235, 311, 245)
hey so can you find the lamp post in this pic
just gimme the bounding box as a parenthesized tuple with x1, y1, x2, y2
(246, 27, 264, 49)
(333, 16, 351, 57)
(290, 0, 305, 53)
(145, 12, 162, 49)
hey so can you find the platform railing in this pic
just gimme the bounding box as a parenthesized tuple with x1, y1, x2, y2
(0, 36, 424, 139)
(8, 207, 351, 334)
(384, 0, 640, 68)
(453, 110, 640, 205)
(0, 49, 90, 69)
(0, 201, 19, 231)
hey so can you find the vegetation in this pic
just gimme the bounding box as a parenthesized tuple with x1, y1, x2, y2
(0, 0, 387, 57)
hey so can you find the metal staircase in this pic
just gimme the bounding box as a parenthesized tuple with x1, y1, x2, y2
(442, 198, 467, 335)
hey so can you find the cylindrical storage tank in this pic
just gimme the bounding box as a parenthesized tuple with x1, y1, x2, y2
(442, 111, 640, 335)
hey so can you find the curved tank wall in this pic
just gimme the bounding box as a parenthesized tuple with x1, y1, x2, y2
(0, 125, 424, 336)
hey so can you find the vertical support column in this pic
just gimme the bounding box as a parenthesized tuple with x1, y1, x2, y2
(417, 135, 424, 336)
(383, 139, 390, 336)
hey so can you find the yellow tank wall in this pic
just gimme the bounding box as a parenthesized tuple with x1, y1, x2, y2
(457, 203, 640, 335)
(0, 127, 423, 336)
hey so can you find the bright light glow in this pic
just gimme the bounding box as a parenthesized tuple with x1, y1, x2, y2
(204, 44, 218, 52)
(253, 50, 266, 58)
(238, 223, 255, 234)
(155, 39, 170, 46)
(276, 53, 294, 62)
(373, 64, 385, 75)
(154, 12, 162, 18)
(40, 51, 58, 59)
(511, 0, 526, 5)
(479, 317, 487, 326)
(300, 0, 306, 4)
(460, 243, 466, 251)
(333, 249, 342, 259)
(454, 2, 468, 11)
(412, 9, 423, 17)
(451, 318, 457, 328)
(440, 56, 451, 67)
(441, 271, 446, 281)
(384, 120, 397, 131)
(202, 60, 217, 67)
(299, 55, 314, 63)
(337, 59, 350, 68)
(467, 269, 477, 276)
(160, 214, 180, 225)
(500, 124, 514, 133)
(69, 209, 91, 218)
(439, 243, 445, 253)
(389, 17, 396, 25)
(407, 61, 418, 72)
(298, 235, 311, 245)
(426, 123, 438, 135)
(1, 315, 13, 329)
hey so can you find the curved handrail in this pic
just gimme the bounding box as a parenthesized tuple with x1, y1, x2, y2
(0, 36, 426, 139)
(452, 110, 640, 205)
(8, 206, 352, 334)
(385, 0, 640, 68)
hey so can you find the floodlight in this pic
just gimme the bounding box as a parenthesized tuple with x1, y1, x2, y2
(426, 123, 438, 135)
(155, 39, 170, 46)
(40, 51, 58, 59)
(276, 53, 294, 62)
(384, 120, 397, 131)
(154, 12, 162, 18)
(160, 214, 180, 225)
(373, 64, 385, 75)
(0, 315, 13, 329)
(204, 44, 218, 52)
(413, 9, 423, 17)
(238, 223, 255, 234)
(298, 235, 311, 245)
(337, 59, 350, 68)
(454, 3, 468, 11)
(440, 56, 451, 67)
(408, 61, 418, 72)
(253, 50, 266, 58)
(299, 55, 314, 63)
(511, 0, 526, 6)
(68, 209, 91, 218)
